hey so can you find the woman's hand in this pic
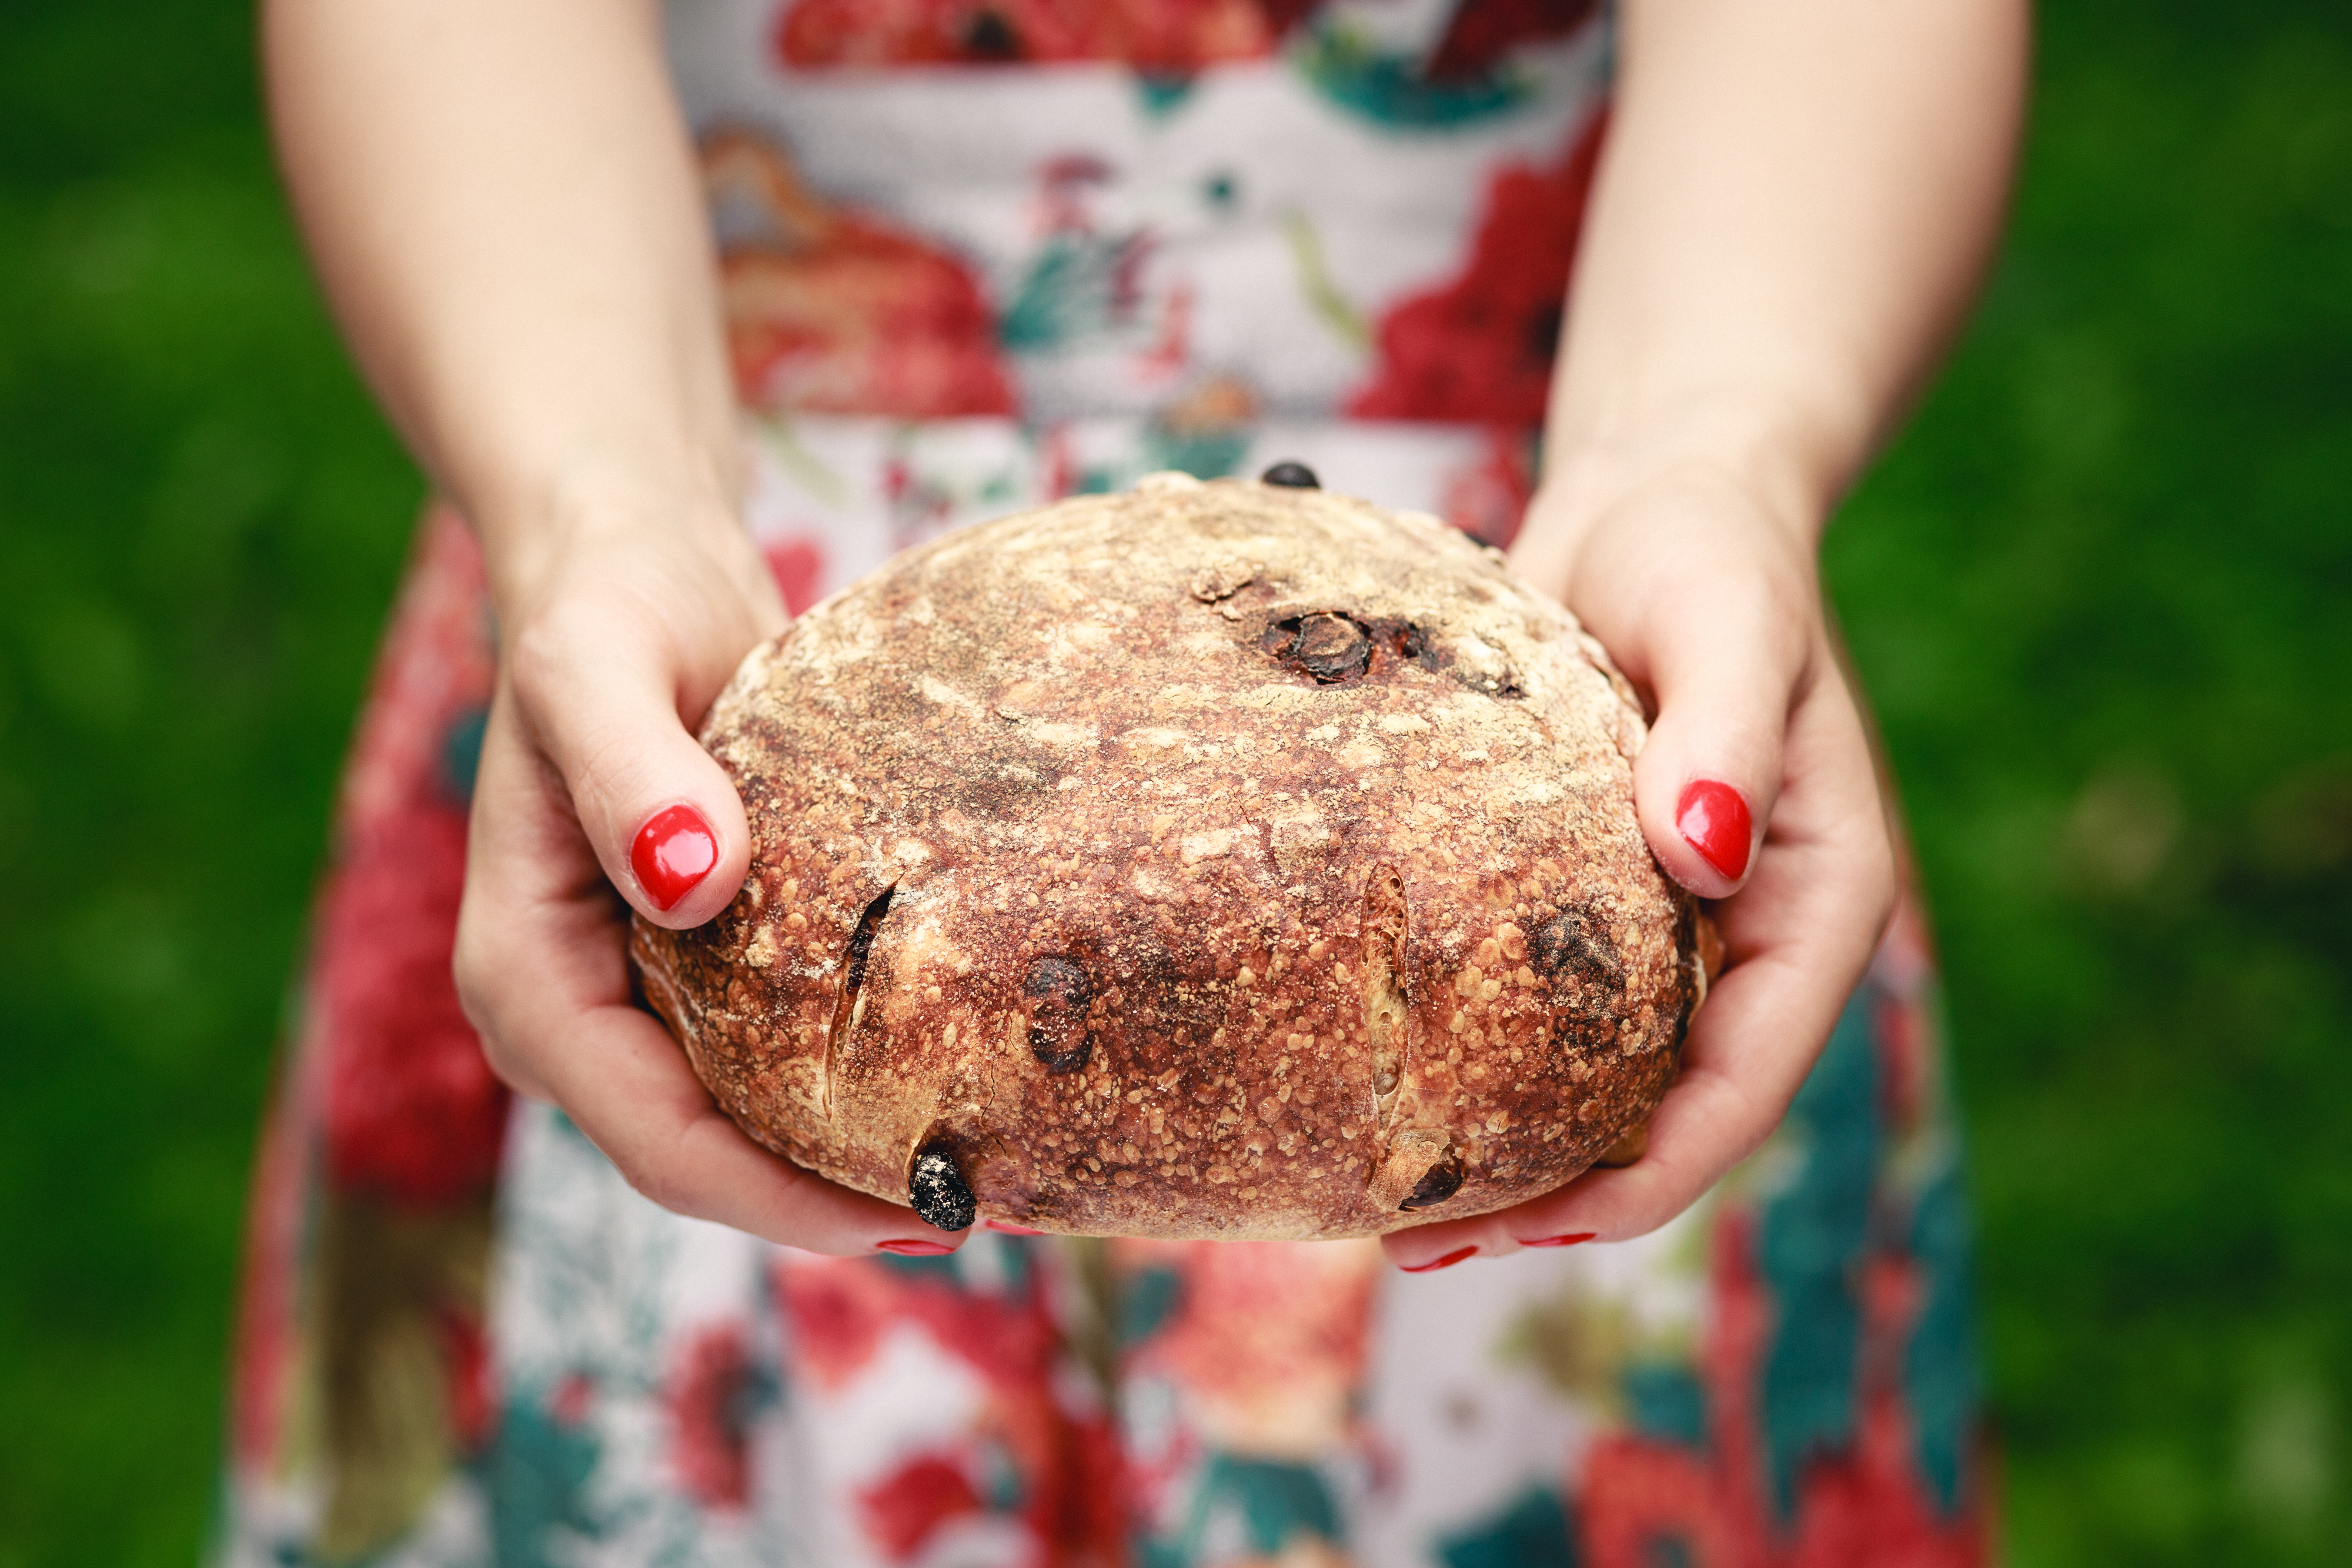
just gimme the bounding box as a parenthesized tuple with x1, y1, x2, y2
(1378, 0, 2023, 1268)
(1381, 458, 1895, 1268)
(268, 0, 958, 1255)
(451, 502, 968, 1256)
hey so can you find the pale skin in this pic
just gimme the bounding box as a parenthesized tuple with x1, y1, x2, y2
(265, 0, 2027, 1266)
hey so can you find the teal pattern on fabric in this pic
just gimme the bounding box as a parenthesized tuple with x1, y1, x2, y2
(1000, 234, 1149, 355)
(1144, 425, 1250, 481)
(1181, 1454, 1341, 1555)
(1119, 1265, 1184, 1348)
(1293, 26, 1531, 129)
(1622, 1361, 1709, 1450)
(874, 1249, 961, 1283)
(1906, 1154, 1983, 1513)
(438, 705, 487, 803)
(1435, 1484, 1579, 1568)
(1135, 73, 1198, 116)
(487, 1383, 602, 1568)
(1756, 985, 1881, 1519)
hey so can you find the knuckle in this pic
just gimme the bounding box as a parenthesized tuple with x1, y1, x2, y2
(449, 940, 538, 1094)
(508, 595, 658, 716)
(1604, 1165, 1695, 1243)
(450, 901, 520, 1031)
(613, 1148, 694, 1217)
(1856, 823, 1900, 935)
(450, 927, 492, 1014)
(504, 608, 585, 714)
(473, 1031, 533, 1095)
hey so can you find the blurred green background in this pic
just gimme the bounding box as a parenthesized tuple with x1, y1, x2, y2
(2, 1, 2348, 1563)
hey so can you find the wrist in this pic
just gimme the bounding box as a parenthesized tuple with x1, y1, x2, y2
(1526, 388, 1847, 563)
(469, 453, 746, 624)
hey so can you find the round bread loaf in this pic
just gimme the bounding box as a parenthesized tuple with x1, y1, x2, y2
(630, 472, 1712, 1241)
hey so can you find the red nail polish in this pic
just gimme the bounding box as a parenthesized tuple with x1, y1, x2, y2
(1518, 1232, 1596, 1248)
(1401, 1245, 1478, 1274)
(985, 1220, 1045, 1236)
(631, 804, 719, 911)
(876, 1239, 957, 1256)
(1675, 780, 1753, 881)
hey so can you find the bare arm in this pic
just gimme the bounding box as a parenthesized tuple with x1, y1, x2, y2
(268, 0, 735, 581)
(266, 0, 960, 1255)
(1391, 0, 2027, 1263)
(1535, 0, 2024, 546)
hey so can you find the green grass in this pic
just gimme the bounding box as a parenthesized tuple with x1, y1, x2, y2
(2, 2, 2348, 1564)
(1828, 7, 2352, 1560)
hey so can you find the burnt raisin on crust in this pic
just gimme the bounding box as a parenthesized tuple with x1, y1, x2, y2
(628, 475, 1703, 1242)
(1024, 957, 1093, 1074)
(908, 1141, 975, 1232)
(1399, 1153, 1464, 1211)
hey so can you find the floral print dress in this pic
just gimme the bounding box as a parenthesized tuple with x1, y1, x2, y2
(214, 3, 1993, 1564)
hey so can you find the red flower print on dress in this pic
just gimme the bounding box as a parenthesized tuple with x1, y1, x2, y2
(550, 1370, 596, 1427)
(1127, 1240, 1379, 1457)
(777, 1254, 1131, 1562)
(1436, 429, 1536, 547)
(1575, 1215, 1986, 1568)
(1348, 109, 1608, 428)
(315, 511, 507, 1209)
(774, 0, 1307, 72)
(763, 536, 829, 617)
(1427, 0, 1600, 81)
(704, 130, 1016, 420)
(667, 1322, 760, 1511)
(858, 1452, 985, 1560)
(435, 1305, 495, 1453)
(316, 801, 506, 1205)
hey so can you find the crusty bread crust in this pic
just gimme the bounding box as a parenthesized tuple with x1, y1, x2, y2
(630, 474, 1706, 1239)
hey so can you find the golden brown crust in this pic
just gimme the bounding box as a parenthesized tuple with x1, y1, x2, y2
(630, 474, 1706, 1239)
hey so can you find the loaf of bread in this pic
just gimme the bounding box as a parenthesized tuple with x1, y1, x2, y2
(630, 471, 1711, 1240)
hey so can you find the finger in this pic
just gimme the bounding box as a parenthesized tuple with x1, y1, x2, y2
(1540, 477, 1816, 900)
(1383, 661, 1894, 1267)
(505, 587, 763, 930)
(1624, 555, 1812, 900)
(455, 698, 958, 1255)
(452, 690, 595, 1103)
(542, 1001, 965, 1255)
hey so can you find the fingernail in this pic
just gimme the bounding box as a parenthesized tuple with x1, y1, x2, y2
(1400, 1245, 1478, 1274)
(1518, 1232, 1596, 1248)
(876, 1239, 957, 1256)
(985, 1220, 1045, 1236)
(632, 804, 719, 911)
(1675, 780, 1753, 881)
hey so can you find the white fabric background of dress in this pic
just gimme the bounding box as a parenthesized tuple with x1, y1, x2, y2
(492, 1101, 799, 1567)
(738, 413, 1528, 610)
(662, 0, 1609, 422)
(1359, 1205, 1714, 1565)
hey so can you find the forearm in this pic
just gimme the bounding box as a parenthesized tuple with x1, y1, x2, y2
(264, 0, 737, 607)
(1534, 0, 2027, 549)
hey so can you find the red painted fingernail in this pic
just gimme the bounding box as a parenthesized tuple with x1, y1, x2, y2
(1675, 780, 1753, 881)
(876, 1239, 957, 1256)
(1400, 1245, 1478, 1274)
(985, 1220, 1045, 1236)
(631, 804, 719, 911)
(1518, 1232, 1596, 1248)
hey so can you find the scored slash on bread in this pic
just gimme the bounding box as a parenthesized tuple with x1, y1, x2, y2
(630, 472, 1715, 1240)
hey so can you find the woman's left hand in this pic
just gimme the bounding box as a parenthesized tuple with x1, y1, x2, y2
(1381, 459, 1896, 1268)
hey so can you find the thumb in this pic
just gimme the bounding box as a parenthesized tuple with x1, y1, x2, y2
(507, 597, 760, 929)
(1627, 566, 1811, 899)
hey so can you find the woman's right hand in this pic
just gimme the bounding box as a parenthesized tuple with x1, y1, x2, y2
(450, 499, 969, 1257)
(265, 0, 959, 1252)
